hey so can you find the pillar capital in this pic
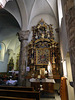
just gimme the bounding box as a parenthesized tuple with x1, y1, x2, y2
(17, 30, 30, 41)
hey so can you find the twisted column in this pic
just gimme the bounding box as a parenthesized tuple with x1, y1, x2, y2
(17, 30, 30, 86)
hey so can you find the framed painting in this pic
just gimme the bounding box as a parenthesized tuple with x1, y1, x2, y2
(40, 68, 45, 76)
(36, 48, 50, 65)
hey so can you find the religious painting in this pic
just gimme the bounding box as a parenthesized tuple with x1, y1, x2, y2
(36, 48, 50, 65)
(40, 68, 45, 76)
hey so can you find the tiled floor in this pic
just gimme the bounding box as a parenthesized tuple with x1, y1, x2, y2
(40, 92, 61, 100)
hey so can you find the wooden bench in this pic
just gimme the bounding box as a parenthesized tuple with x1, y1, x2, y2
(0, 86, 34, 91)
(0, 96, 35, 100)
(0, 89, 40, 100)
(60, 77, 68, 100)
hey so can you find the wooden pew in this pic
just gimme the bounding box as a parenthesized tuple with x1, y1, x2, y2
(0, 89, 40, 100)
(0, 86, 34, 91)
(0, 96, 35, 100)
(60, 77, 68, 100)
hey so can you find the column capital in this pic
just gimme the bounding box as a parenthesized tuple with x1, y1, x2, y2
(17, 30, 30, 41)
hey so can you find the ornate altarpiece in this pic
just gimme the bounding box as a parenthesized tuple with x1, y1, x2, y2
(27, 19, 60, 79)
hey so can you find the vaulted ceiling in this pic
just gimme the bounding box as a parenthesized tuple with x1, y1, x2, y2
(0, 0, 58, 53)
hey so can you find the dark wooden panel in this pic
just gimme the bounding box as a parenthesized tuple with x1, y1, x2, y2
(0, 90, 40, 100)
(0, 86, 34, 91)
(31, 82, 54, 93)
(60, 77, 68, 100)
(0, 96, 35, 100)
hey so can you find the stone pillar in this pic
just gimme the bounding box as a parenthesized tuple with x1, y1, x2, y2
(17, 30, 30, 86)
(65, 6, 75, 92)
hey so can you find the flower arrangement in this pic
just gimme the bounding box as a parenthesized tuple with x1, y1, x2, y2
(0, 73, 9, 80)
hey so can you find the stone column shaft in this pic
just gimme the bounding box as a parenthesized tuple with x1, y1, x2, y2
(18, 30, 30, 86)
(65, 6, 75, 92)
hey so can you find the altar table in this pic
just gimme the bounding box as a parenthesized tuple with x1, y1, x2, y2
(30, 78, 55, 93)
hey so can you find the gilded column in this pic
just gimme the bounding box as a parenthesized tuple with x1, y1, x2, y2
(17, 30, 30, 86)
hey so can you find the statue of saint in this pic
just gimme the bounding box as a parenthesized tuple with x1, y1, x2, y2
(47, 62, 53, 77)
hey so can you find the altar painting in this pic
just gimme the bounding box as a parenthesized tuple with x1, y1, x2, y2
(36, 48, 50, 65)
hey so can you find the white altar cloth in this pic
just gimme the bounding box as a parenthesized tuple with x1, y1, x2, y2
(30, 78, 55, 83)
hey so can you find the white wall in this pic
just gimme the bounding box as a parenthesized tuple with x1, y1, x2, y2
(0, 45, 20, 72)
(66, 53, 74, 100)
(0, 52, 9, 72)
(57, 0, 63, 27)
(8, 46, 20, 70)
(60, 17, 69, 60)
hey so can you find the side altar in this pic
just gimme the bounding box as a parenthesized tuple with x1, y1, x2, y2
(26, 19, 60, 79)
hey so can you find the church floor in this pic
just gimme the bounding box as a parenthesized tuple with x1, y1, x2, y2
(40, 91, 61, 100)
